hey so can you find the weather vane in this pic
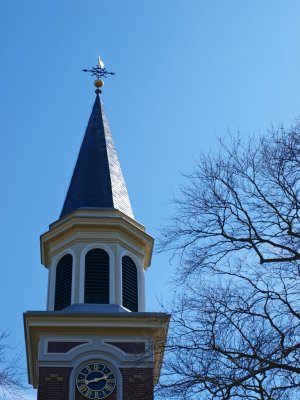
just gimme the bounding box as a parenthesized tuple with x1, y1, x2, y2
(83, 56, 116, 93)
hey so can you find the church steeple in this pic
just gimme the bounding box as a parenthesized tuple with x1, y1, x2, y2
(39, 59, 154, 305)
(61, 93, 134, 219)
(24, 59, 169, 400)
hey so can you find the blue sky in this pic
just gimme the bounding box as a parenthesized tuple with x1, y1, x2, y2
(1, 1, 300, 398)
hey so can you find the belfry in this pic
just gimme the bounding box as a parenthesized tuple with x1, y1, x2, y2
(24, 59, 169, 400)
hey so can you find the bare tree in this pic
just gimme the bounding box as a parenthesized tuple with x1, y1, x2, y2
(157, 124, 300, 399)
(0, 330, 26, 399)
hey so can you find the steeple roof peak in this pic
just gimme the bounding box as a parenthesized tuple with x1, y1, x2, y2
(60, 93, 134, 219)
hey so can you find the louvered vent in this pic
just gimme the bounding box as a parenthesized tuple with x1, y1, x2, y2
(85, 249, 109, 304)
(122, 256, 138, 312)
(54, 254, 72, 311)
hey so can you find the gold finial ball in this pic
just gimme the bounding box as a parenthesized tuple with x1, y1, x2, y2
(94, 79, 104, 88)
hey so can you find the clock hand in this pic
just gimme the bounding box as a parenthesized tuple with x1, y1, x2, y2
(85, 375, 108, 384)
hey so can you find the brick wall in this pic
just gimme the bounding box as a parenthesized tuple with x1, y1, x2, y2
(121, 368, 154, 400)
(38, 367, 72, 400)
(38, 366, 153, 400)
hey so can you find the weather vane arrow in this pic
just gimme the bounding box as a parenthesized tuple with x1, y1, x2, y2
(83, 56, 116, 93)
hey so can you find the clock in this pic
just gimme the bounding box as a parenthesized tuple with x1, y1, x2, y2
(76, 362, 116, 399)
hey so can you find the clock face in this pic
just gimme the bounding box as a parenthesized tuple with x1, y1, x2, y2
(76, 362, 116, 399)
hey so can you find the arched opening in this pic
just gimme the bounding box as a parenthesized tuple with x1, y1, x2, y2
(84, 248, 109, 304)
(122, 256, 138, 312)
(54, 254, 72, 311)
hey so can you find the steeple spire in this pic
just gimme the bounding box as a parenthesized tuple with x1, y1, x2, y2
(60, 60, 133, 219)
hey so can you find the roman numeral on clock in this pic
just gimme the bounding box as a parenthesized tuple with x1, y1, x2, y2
(105, 383, 114, 391)
(79, 383, 87, 392)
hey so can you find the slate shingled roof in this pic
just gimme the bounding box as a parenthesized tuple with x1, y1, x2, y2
(60, 93, 134, 219)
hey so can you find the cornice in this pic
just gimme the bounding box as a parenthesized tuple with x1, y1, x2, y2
(40, 209, 154, 269)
